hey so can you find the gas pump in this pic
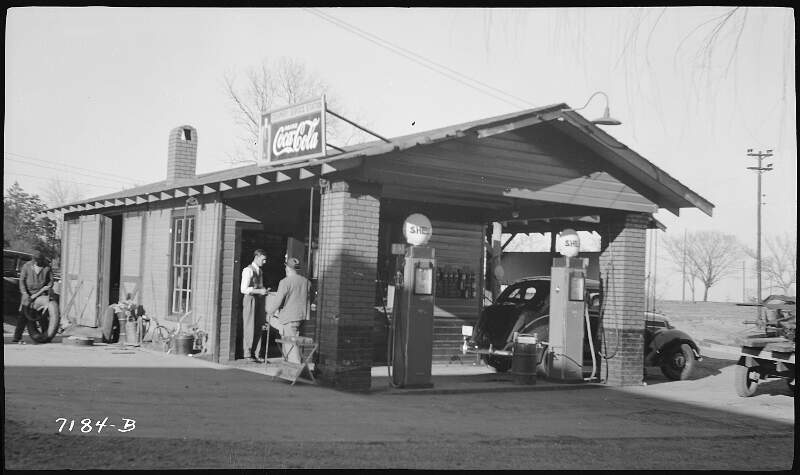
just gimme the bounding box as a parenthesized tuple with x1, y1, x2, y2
(545, 229, 589, 382)
(390, 214, 436, 388)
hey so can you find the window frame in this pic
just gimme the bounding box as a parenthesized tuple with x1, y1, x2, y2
(169, 211, 197, 317)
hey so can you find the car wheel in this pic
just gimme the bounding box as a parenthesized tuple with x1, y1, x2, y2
(29, 301, 60, 343)
(41, 300, 60, 342)
(659, 343, 695, 380)
(486, 355, 512, 373)
(734, 360, 760, 397)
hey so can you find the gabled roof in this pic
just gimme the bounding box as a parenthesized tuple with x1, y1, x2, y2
(44, 103, 713, 218)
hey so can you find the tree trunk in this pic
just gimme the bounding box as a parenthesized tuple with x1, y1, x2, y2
(703, 286, 709, 302)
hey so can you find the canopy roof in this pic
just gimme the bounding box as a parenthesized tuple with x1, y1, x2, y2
(44, 103, 713, 221)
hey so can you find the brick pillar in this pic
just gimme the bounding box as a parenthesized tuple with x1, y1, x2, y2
(598, 213, 648, 386)
(315, 180, 380, 392)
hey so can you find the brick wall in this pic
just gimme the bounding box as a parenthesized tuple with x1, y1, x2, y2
(316, 180, 381, 392)
(598, 213, 648, 386)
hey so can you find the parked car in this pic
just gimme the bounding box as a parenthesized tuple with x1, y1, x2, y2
(3, 249, 34, 316)
(467, 276, 701, 380)
(3, 249, 61, 342)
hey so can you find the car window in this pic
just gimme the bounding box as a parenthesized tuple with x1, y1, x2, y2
(3, 256, 17, 275)
(504, 287, 523, 301)
(523, 287, 537, 300)
(499, 282, 547, 304)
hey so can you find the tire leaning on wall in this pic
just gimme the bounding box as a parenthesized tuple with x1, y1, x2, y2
(30, 300, 61, 343)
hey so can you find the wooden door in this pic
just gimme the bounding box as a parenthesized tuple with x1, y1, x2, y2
(61, 214, 112, 327)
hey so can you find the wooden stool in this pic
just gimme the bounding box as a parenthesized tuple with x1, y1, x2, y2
(274, 336, 318, 385)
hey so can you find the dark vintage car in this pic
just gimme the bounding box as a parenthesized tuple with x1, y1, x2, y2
(468, 276, 701, 380)
(3, 249, 61, 342)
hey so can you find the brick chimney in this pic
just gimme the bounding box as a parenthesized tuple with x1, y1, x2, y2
(167, 125, 197, 183)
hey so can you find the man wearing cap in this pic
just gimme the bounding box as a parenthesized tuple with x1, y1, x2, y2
(266, 256, 311, 364)
(14, 250, 53, 343)
(241, 249, 269, 363)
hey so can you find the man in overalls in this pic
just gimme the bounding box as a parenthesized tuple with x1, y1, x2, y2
(240, 249, 268, 362)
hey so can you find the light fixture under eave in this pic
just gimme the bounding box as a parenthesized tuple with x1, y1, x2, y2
(563, 91, 622, 126)
(592, 105, 622, 126)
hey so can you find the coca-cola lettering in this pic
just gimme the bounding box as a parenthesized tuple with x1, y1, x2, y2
(272, 118, 320, 157)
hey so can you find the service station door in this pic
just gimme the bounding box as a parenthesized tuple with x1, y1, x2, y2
(62, 214, 112, 327)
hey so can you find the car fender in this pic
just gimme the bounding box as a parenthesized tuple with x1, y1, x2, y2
(645, 329, 701, 366)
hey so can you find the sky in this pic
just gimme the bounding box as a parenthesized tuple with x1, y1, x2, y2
(4, 7, 796, 302)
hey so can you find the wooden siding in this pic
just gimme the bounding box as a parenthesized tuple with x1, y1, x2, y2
(131, 203, 221, 334)
(120, 213, 144, 303)
(139, 209, 171, 320)
(191, 202, 222, 336)
(427, 220, 484, 363)
(362, 130, 658, 214)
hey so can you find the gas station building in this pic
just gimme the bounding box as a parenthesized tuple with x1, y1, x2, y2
(46, 102, 713, 392)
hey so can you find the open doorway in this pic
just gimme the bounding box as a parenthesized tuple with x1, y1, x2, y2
(232, 226, 285, 360)
(108, 215, 123, 305)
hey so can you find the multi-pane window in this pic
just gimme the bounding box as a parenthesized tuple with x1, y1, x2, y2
(171, 216, 195, 315)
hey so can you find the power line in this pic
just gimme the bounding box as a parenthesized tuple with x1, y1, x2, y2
(4, 151, 145, 184)
(304, 8, 535, 110)
(4, 156, 143, 188)
(4, 171, 122, 191)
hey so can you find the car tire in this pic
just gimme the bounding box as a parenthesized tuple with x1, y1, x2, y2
(30, 301, 60, 343)
(734, 358, 760, 397)
(659, 343, 695, 381)
(486, 355, 512, 373)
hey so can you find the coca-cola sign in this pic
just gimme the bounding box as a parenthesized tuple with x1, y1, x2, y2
(259, 97, 327, 165)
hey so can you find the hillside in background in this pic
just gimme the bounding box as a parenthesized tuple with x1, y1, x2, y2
(654, 300, 760, 346)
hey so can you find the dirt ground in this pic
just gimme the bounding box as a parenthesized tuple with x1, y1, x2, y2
(3, 333, 795, 470)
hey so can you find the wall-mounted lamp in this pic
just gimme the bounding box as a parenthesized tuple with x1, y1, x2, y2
(563, 91, 622, 126)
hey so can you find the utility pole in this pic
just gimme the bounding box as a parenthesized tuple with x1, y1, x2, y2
(742, 261, 746, 303)
(681, 229, 687, 303)
(746, 149, 774, 319)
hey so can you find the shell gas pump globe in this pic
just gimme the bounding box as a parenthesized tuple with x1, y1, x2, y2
(403, 213, 433, 246)
(557, 228, 580, 257)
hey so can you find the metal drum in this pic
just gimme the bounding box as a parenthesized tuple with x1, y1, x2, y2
(511, 334, 539, 385)
(173, 335, 194, 355)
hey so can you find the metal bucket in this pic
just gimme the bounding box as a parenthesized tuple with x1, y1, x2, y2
(511, 335, 539, 385)
(173, 335, 194, 355)
(124, 321, 139, 346)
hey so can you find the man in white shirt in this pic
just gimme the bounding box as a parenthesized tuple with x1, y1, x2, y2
(241, 249, 268, 362)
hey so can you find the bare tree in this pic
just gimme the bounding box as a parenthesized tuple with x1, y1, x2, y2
(663, 230, 743, 302)
(744, 232, 797, 296)
(43, 178, 85, 209)
(39, 179, 85, 269)
(662, 233, 702, 302)
(223, 57, 369, 165)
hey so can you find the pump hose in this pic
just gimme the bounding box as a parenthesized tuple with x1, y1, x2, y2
(584, 304, 597, 381)
(385, 285, 401, 388)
